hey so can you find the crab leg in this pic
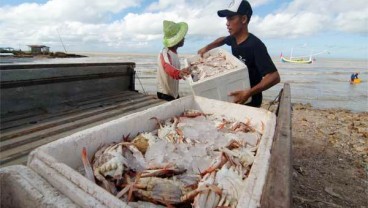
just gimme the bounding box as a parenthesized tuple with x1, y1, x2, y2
(116, 173, 142, 201)
(141, 165, 186, 178)
(94, 169, 117, 195)
(200, 152, 227, 176)
(181, 186, 205, 202)
(81, 147, 96, 183)
(150, 117, 163, 129)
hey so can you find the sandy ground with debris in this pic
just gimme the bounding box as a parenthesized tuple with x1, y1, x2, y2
(263, 102, 368, 208)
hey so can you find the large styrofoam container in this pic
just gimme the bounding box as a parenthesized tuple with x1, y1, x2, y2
(185, 48, 252, 103)
(0, 165, 78, 208)
(28, 96, 276, 208)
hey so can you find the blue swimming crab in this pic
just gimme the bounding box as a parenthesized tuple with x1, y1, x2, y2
(150, 117, 184, 143)
(116, 173, 219, 206)
(82, 135, 146, 194)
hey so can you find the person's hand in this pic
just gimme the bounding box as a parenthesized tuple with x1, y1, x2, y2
(179, 67, 191, 79)
(229, 90, 251, 104)
(197, 47, 208, 57)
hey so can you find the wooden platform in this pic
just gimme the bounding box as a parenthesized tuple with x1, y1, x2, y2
(0, 62, 166, 168)
(261, 83, 292, 208)
(0, 90, 165, 167)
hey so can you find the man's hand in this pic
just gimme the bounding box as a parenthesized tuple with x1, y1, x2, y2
(229, 90, 251, 104)
(197, 47, 208, 57)
(197, 37, 226, 57)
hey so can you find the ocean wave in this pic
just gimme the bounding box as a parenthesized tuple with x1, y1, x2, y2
(283, 80, 317, 84)
(280, 70, 367, 76)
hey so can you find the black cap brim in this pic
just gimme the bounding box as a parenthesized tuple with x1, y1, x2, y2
(217, 10, 238, 17)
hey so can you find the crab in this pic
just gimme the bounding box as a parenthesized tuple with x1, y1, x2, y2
(217, 118, 256, 133)
(150, 117, 184, 143)
(117, 174, 215, 206)
(220, 146, 255, 174)
(215, 163, 244, 208)
(192, 172, 222, 208)
(91, 141, 131, 194)
(190, 53, 235, 81)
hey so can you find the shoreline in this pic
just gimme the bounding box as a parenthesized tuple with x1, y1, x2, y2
(0, 52, 87, 59)
(262, 99, 367, 113)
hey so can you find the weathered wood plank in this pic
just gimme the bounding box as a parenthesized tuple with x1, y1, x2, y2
(0, 108, 47, 123)
(0, 62, 135, 70)
(0, 63, 160, 167)
(0, 95, 160, 149)
(261, 83, 292, 208)
(0, 91, 142, 132)
(0, 155, 28, 169)
(1, 63, 136, 115)
(0, 96, 165, 166)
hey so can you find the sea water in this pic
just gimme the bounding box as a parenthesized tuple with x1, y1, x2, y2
(1, 53, 367, 112)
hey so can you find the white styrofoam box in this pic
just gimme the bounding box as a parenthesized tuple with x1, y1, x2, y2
(28, 96, 276, 208)
(0, 165, 78, 208)
(185, 48, 252, 103)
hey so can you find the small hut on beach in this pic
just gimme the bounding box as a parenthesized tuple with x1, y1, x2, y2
(28, 45, 50, 54)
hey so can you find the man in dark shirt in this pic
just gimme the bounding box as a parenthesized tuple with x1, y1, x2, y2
(198, 0, 280, 107)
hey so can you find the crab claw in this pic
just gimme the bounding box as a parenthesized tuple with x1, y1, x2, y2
(200, 152, 227, 176)
(121, 133, 131, 142)
(150, 116, 164, 129)
(181, 109, 206, 118)
(226, 140, 244, 149)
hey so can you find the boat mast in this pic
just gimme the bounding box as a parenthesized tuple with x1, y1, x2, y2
(57, 29, 67, 53)
(290, 47, 294, 59)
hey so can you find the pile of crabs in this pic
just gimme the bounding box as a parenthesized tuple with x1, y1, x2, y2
(189, 52, 237, 82)
(81, 109, 264, 208)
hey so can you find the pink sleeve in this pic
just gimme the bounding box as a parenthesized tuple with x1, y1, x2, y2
(160, 53, 181, 80)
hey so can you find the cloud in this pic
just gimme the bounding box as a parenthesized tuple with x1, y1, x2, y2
(279, 0, 368, 34)
(0, 0, 140, 23)
(335, 9, 368, 34)
(251, 12, 330, 38)
(249, 0, 273, 7)
(0, 0, 367, 53)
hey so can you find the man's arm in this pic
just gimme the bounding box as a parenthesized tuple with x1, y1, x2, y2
(230, 71, 281, 104)
(198, 37, 226, 57)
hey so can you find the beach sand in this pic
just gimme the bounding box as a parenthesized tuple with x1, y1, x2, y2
(262, 101, 368, 207)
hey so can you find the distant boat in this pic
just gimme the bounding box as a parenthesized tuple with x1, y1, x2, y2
(280, 54, 312, 64)
(280, 48, 329, 64)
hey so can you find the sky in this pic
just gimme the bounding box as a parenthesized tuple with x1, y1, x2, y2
(1, 0, 367, 59)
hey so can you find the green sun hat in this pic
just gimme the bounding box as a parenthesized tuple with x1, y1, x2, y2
(162, 20, 188, 48)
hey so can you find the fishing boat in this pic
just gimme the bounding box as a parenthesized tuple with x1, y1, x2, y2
(280, 55, 312, 64)
(280, 48, 328, 64)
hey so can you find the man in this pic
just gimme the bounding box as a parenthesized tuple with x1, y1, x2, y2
(157, 20, 190, 101)
(157, 20, 191, 101)
(351, 73, 356, 83)
(198, 0, 280, 107)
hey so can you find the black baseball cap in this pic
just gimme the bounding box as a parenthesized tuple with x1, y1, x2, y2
(218, 0, 253, 18)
